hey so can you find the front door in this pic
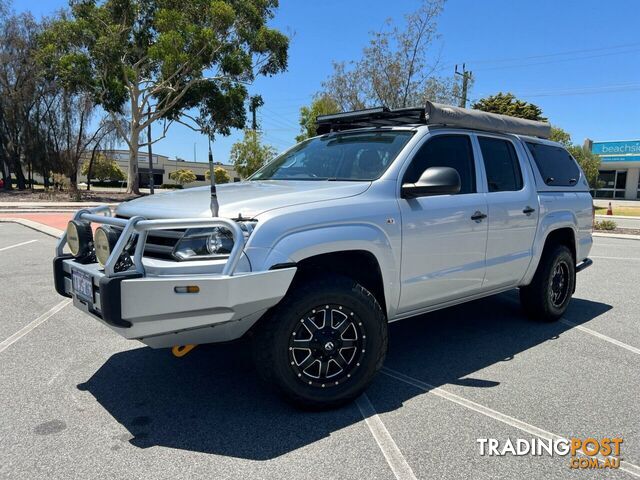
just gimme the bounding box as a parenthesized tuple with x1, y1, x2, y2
(398, 133, 488, 314)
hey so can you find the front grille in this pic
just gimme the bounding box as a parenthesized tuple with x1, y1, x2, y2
(114, 215, 184, 260)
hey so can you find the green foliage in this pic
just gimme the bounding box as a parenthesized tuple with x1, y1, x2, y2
(549, 126, 572, 147)
(230, 129, 277, 178)
(472, 93, 546, 121)
(39, 0, 289, 193)
(296, 95, 340, 142)
(594, 219, 616, 231)
(168, 168, 197, 185)
(318, 0, 456, 110)
(81, 154, 125, 182)
(160, 183, 183, 189)
(567, 146, 602, 190)
(205, 166, 231, 183)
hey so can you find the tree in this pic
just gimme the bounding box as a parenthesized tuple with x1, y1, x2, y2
(40, 0, 289, 194)
(81, 153, 125, 182)
(472, 93, 546, 121)
(549, 126, 572, 147)
(318, 0, 458, 110)
(0, 9, 41, 190)
(205, 166, 230, 184)
(568, 146, 601, 190)
(230, 129, 276, 178)
(169, 168, 196, 186)
(296, 95, 340, 142)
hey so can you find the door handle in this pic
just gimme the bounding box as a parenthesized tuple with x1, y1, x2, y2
(470, 211, 487, 222)
(523, 206, 535, 215)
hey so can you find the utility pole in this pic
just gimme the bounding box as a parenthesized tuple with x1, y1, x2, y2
(146, 106, 154, 194)
(248, 95, 264, 131)
(455, 64, 473, 109)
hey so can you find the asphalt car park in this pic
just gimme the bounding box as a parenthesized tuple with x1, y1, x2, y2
(1, 221, 639, 480)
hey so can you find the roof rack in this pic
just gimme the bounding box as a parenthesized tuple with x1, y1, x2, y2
(315, 102, 551, 139)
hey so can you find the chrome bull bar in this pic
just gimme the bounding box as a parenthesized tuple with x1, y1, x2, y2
(55, 206, 245, 278)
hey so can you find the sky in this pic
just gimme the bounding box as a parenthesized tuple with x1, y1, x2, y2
(12, 0, 640, 165)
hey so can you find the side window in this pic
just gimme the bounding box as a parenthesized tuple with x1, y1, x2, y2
(478, 137, 523, 192)
(526, 142, 581, 186)
(404, 135, 476, 194)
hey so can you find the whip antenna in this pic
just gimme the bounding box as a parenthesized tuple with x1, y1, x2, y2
(208, 132, 219, 217)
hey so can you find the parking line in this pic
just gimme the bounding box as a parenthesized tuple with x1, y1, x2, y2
(381, 368, 640, 478)
(590, 255, 640, 261)
(0, 300, 71, 354)
(560, 319, 640, 355)
(0, 239, 37, 252)
(356, 393, 418, 480)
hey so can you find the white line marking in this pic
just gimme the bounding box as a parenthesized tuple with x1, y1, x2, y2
(0, 239, 37, 252)
(356, 393, 417, 480)
(560, 319, 640, 355)
(590, 255, 640, 261)
(0, 300, 71, 354)
(381, 368, 640, 478)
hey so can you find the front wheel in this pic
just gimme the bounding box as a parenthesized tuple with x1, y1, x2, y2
(520, 244, 575, 322)
(252, 274, 388, 409)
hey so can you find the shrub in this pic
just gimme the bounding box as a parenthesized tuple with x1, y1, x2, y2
(160, 183, 183, 189)
(594, 219, 617, 231)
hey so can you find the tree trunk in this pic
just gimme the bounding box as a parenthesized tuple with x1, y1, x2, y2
(14, 160, 26, 190)
(86, 143, 100, 191)
(1, 160, 11, 190)
(127, 126, 140, 194)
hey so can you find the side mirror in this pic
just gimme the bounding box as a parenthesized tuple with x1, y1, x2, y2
(401, 166, 461, 198)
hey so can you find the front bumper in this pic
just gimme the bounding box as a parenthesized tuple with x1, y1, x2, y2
(53, 207, 296, 348)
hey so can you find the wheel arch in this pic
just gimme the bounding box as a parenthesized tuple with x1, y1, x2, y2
(521, 215, 578, 286)
(254, 223, 401, 319)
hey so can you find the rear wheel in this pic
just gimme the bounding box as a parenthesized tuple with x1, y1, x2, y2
(520, 244, 575, 322)
(252, 274, 387, 409)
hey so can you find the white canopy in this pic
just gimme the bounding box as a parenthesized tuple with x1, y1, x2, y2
(425, 101, 551, 139)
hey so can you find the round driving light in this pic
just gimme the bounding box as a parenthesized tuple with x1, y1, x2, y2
(94, 226, 119, 266)
(66, 220, 93, 260)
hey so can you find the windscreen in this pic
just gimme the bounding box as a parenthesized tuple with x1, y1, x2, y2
(250, 131, 414, 181)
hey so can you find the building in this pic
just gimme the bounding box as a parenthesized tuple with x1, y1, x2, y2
(94, 150, 241, 187)
(586, 139, 640, 199)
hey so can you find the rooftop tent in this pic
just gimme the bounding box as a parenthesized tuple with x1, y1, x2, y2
(424, 102, 551, 139)
(316, 102, 551, 139)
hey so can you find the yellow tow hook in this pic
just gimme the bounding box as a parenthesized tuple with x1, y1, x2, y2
(171, 344, 197, 358)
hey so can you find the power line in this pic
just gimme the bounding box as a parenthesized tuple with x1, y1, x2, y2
(472, 48, 640, 72)
(440, 41, 640, 71)
(470, 82, 640, 102)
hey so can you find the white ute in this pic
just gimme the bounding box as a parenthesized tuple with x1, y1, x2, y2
(54, 102, 593, 408)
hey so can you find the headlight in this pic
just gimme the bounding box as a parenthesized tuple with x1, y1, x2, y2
(172, 227, 234, 261)
(66, 220, 94, 261)
(94, 226, 119, 266)
(171, 221, 256, 262)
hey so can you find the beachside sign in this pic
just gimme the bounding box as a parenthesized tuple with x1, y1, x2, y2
(592, 140, 640, 163)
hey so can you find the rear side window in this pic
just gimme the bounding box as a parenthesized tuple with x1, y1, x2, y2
(526, 142, 580, 186)
(478, 137, 523, 192)
(404, 135, 476, 194)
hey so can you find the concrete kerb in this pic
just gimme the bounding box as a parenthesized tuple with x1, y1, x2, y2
(0, 218, 63, 239)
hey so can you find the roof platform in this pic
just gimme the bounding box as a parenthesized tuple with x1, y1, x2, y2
(316, 101, 551, 139)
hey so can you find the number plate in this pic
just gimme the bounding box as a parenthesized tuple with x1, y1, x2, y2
(72, 269, 93, 302)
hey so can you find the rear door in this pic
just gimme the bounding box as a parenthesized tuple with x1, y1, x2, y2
(398, 132, 488, 314)
(474, 134, 539, 288)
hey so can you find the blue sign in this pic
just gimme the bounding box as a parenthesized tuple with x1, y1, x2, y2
(601, 155, 640, 163)
(592, 140, 640, 159)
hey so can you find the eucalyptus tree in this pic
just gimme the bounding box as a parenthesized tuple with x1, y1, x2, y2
(319, 0, 456, 111)
(40, 0, 289, 194)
